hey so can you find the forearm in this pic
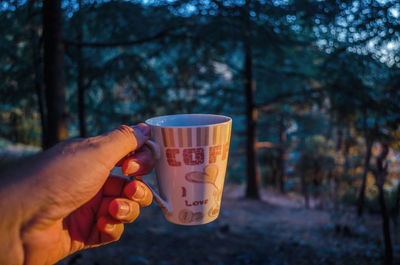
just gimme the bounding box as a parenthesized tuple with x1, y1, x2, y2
(0, 175, 27, 265)
(0, 224, 24, 265)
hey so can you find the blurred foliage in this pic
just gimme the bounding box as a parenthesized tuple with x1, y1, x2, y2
(1, 0, 400, 209)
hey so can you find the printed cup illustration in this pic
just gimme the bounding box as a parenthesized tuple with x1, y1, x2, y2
(144, 114, 232, 225)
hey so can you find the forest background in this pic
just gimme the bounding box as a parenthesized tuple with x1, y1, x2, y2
(1, 0, 400, 264)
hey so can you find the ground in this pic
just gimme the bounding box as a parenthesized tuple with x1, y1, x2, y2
(57, 184, 400, 265)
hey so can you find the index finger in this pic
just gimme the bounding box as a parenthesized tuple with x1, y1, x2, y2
(114, 124, 151, 167)
(131, 123, 151, 145)
(93, 123, 151, 169)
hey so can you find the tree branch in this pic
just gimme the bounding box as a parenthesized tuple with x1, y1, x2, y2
(256, 141, 281, 149)
(255, 88, 322, 110)
(63, 26, 180, 48)
(254, 63, 313, 78)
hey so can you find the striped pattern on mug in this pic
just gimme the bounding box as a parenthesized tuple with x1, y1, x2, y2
(160, 122, 232, 148)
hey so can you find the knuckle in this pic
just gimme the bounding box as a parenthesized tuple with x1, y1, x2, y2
(117, 125, 134, 136)
(55, 138, 84, 155)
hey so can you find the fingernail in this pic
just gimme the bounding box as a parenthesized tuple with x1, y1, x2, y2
(118, 201, 130, 217)
(133, 184, 145, 199)
(133, 123, 150, 136)
(126, 160, 140, 174)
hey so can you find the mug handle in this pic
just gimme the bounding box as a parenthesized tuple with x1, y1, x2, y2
(143, 140, 172, 214)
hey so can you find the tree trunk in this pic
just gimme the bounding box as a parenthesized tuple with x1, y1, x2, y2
(374, 143, 392, 265)
(327, 170, 338, 209)
(10, 113, 20, 143)
(272, 162, 278, 188)
(43, 0, 68, 149)
(77, 0, 86, 138)
(393, 181, 400, 226)
(331, 127, 342, 211)
(343, 130, 351, 177)
(357, 136, 373, 217)
(29, 0, 47, 149)
(378, 184, 393, 265)
(33, 38, 47, 148)
(336, 128, 343, 152)
(301, 173, 309, 209)
(77, 47, 86, 137)
(277, 113, 286, 194)
(244, 42, 260, 199)
(392, 180, 400, 245)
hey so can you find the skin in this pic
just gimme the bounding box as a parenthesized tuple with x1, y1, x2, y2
(0, 124, 155, 265)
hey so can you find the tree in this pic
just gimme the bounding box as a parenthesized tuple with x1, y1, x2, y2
(373, 143, 392, 265)
(62, 1, 193, 138)
(277, 113, 286, 193)
(356, 113, 376, 217)
(321, 49, 387, 217)
(76, 0, 86, 137)
(242, 1, 260, 199)
(28, 0, 47, 147)
(43, 0, 67, 148)
(203, 0, 301, 198)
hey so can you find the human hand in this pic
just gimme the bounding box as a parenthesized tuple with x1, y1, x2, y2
(0, 124, 154, 265)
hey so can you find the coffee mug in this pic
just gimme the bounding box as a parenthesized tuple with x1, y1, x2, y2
(143, 114, 232, 225)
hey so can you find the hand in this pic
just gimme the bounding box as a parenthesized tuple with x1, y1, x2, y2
(0, 124, 155, 265)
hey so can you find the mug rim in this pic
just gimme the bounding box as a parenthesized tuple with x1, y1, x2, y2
(145, 113, 232, 128)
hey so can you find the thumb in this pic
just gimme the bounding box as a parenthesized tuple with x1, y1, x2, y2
(91, 124, 150, 169)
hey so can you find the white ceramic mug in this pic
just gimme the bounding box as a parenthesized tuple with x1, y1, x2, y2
(144, 114, 232, 225)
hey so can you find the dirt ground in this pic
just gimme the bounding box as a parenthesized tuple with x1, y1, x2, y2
(57, 184, 400, 265)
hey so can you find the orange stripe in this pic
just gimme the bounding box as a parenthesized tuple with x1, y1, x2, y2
(225, 123, 230, 143)
(220, 124, 226, 144)
(187, 128, 192, 147)
(213, 126, 218, 145)
(196, 127, 202, 146)
(182, 128, 187, 147)
(225, 123, 228, 144)
(178, 128, 183, 147)
(168, 128, 175, 147)
(217, 125, 222, 144)
(227, 122, 232, 143)
(204, 127, 209, 145)
(161, 128, 169, 147)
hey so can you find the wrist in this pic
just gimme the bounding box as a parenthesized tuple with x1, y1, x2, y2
(0, 175, 27, 265)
